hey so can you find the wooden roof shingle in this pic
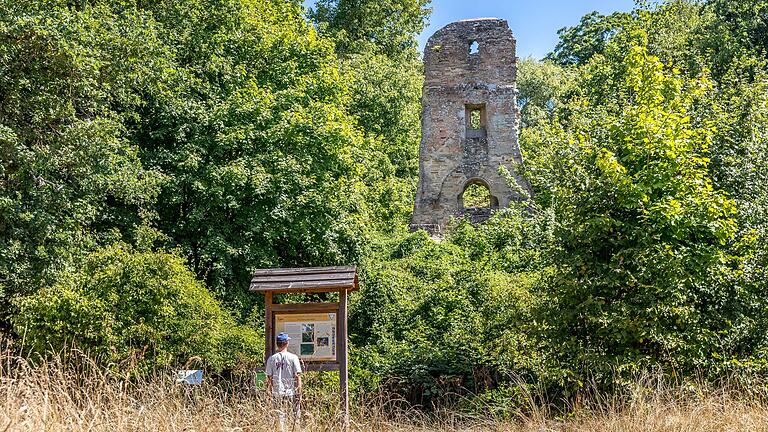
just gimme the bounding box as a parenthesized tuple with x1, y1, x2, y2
(249, 266, 358, 293)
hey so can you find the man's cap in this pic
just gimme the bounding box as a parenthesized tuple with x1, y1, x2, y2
(276, 332, 291, 342)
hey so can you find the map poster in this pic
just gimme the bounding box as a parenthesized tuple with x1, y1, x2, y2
(276, 312, 337, 361)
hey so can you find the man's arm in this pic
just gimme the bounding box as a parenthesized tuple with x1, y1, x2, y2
(265, 356, 274, 393)
(295, 373, 302, 395)
(293, 356, 302, 395)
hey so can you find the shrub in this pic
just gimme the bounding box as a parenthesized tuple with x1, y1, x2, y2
(14, 244, 261, 373)
(352, 226, 542, 407)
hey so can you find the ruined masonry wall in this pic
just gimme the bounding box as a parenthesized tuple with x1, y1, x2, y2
(410, 18, 530, 233)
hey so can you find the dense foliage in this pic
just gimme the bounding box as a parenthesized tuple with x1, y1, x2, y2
(543, 41, 742, 381)
(0, 0, 164, 325)
(0, 0, 424, 371)
(353, 0, 768, 406)
(15, 245, 260, 372)
(2, 0, 768, 412)
(517, 0, 768, 396)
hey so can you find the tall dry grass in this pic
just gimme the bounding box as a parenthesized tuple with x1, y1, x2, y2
(1, 350, 768, 431)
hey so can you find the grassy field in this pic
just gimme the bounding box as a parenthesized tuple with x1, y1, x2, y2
(1, 353, 767, 431)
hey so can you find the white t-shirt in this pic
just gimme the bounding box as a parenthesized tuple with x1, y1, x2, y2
(265, 350, 302, 396)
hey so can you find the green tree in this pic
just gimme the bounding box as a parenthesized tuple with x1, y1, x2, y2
(339, 52, 422, 232)
(541, 36, 745, 387)
(642, 0, 708, 74)
(0, 1, 165, 325)
(548, 11, 633, 66)
(308, 0, 431, 59)
(308, 0, 428, 233)
(517, 58, 574, 129)
(130, 0, 371, 313)
(699, 0, 768, 77)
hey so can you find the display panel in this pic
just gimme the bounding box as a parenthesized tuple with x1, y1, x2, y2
(275, 312, 337, 361)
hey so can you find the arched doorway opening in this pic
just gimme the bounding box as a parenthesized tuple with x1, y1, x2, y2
(458, 178, 499, 210)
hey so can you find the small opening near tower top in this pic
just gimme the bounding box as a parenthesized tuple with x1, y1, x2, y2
(469, 41, 479, 55)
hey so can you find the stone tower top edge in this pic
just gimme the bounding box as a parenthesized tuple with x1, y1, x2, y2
(425, 18, 516, 48)
(457, 17, 502, 22)
(423, 18, 517, 85)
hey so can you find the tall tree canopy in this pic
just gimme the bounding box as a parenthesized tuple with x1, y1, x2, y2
(308, 0, 431, 58)
(133, 0, 370, 311)
(0, 1, 165, 323)
(0, 0, 408, 319)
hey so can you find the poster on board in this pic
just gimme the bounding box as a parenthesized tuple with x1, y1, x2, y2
(276, 312, 337, 361)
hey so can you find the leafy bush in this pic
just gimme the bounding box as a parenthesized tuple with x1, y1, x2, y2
(14, 245, 261, 373)
(351, 221, 544, 407)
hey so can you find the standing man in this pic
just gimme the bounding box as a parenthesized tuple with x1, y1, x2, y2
(265, 332, 302, 431)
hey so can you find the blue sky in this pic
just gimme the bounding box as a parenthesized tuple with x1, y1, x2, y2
(303, 1, 638, 59)
(420, 0, 637, 59)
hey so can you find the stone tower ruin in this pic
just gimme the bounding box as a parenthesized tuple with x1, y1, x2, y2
(410, 18, 530, 233)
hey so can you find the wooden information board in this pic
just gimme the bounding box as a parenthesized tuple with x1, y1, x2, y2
(250, 266, 357, 429)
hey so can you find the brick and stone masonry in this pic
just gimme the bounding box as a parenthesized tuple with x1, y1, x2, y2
(410, 18, 531, 234)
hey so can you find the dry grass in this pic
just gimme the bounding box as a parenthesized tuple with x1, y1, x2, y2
(1, 352, 767, 431)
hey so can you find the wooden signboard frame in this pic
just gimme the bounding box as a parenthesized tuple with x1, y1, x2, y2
(251, 266, 357, 429)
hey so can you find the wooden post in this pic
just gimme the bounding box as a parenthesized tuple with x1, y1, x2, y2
(265, 291, 273, 363)
(338, 289, 349, 430)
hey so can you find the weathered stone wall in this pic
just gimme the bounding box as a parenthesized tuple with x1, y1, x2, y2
(411, 18, 530, 233)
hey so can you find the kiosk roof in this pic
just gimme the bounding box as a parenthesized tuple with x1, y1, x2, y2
(250, 266, 358, 293)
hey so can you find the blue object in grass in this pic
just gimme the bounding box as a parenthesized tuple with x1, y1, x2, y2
(175, 370, 203, 385)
